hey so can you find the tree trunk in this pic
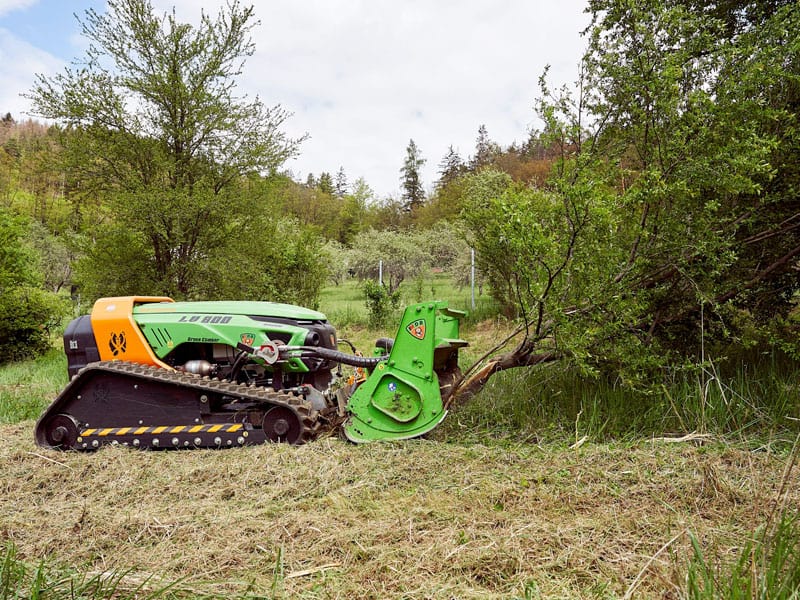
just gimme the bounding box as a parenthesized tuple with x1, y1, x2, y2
(445, 346, 560, 409)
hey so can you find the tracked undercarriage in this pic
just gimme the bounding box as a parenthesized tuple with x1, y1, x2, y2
(36, 361, 333, 450)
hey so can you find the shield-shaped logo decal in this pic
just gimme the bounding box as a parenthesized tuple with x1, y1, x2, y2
(406, 319, 426, 340)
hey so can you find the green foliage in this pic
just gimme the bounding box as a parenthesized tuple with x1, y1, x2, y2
(0, 209, 39, 290)
(317, 172, 334, 195)
(400, 139, 426, 212)
(189, 216, 328, 308)
(362, 279, 401, 328)
(348, 228, 432, 294)
(460, 168, 658, 377)
(0, 209, 67, 363)
(456, 1, 800, 389)
(0, 287, 66, 363)
(26, 222, 74, 293)
(470, 124, 501, 170)
(580, 0, 800, 331)
(320, 239, 352, 287)
(420, 222, 469, 273)
(72, 224, 159, 298)
(246, 174, 371, 247)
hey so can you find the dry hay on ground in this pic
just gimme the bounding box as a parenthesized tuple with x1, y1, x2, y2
(1, 421, 796, 599)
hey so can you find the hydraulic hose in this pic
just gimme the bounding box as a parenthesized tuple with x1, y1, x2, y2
(280, 346, 388, 368)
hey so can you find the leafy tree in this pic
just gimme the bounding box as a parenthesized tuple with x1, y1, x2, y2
(417, 175, 469, 227)
(579, 0, 800, 332)
(334, 193, 366, 245)
(72, 224, 159, 298)
(0, 286, 66, 362)
(320, 239, 352, 286)
(414, 222, 468, 272)
(0, 209, 38, 290)
(275, 176, 341, 231)
(0, 146, 16, 205)
(363, 196, 407, 231)
(317, 172, 334, 195)
(28, 221, 74, 293)
(348, 229, 431, 294)
(490, 137, 556, 188)
(330, 176, 373, 244)
(452, 0, 800, 404)
(18, 129, 69, 229)
(197, 216, 328, 309)
(26, 0, 305, 299)
(362, 279, 401, 328)
(400, 139, 426, 212)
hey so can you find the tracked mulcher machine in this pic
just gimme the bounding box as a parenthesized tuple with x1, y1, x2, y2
(35, 297, 467, 450)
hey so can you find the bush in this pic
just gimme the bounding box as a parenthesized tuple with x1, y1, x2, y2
(363, 279, 400, 328)
(0, 209, 68, 363)
(0, 286, 67, 363)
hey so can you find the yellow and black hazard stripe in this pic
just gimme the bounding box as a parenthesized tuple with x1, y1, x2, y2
(79, 423, 244, 438)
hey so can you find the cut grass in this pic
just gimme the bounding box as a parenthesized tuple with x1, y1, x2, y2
(1, 423, 798, 599)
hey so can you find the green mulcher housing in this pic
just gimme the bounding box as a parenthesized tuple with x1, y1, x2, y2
(35, 297, 467, 450)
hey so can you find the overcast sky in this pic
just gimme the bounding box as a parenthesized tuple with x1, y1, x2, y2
(0, 1, 590, 198)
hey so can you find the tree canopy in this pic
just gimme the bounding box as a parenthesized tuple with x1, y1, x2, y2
(26, 0, 309, 300)
(451, 0, 800, 402)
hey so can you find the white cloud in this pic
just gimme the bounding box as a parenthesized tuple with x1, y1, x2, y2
(0, 27, 62, 119)
(0, 0, 36, 18)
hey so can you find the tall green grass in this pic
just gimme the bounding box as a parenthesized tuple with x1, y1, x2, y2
(662, 352, 800, 439)
(683, 510, 800, 599)
(0, 348, 66, 424)
(1, 541, 194, 600)
(439, 351, 800, 445)
(681, 437, 800, 598)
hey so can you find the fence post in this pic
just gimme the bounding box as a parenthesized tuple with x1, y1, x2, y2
(471, 248, 476, 310)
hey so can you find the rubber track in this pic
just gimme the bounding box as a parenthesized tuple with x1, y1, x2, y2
(42, 361, 332, 448)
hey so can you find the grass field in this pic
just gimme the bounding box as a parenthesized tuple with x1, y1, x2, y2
(318, 275, 501, 327)
(2, 423, 798, 599)
(1, 283, 799, 598)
